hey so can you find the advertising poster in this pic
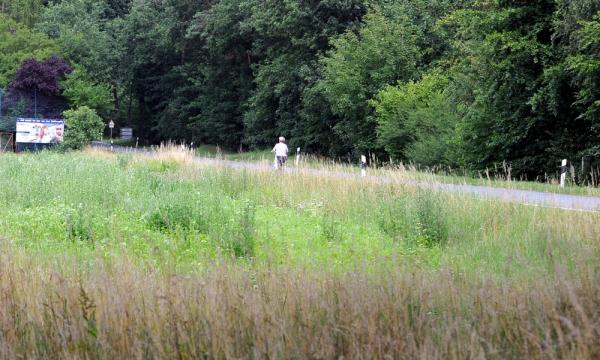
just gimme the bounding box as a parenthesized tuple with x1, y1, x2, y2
(16, 118, 64, 144)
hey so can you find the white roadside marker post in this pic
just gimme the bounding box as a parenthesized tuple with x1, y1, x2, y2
(361, 155, 367, 177)
(560, 159, 567, 188)
(295, 147, 301, 167)
(108, 120, 115, 152)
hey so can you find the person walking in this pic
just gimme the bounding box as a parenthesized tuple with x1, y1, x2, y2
(272, 136, 289, 169)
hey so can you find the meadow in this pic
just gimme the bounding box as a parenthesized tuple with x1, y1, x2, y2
(0, 148, 598, 358)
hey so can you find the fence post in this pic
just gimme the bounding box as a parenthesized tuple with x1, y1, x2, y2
(560, 159, 567, 188)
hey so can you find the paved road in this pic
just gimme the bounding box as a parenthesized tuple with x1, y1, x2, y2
(92, 142, 600, 212)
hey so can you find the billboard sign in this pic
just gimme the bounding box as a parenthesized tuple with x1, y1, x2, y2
(16, 118, 64, 144)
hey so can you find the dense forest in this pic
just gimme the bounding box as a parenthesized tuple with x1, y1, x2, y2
(0, 0, 599, 180)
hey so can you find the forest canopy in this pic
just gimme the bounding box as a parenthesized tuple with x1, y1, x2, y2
(0, 0, 599, 180)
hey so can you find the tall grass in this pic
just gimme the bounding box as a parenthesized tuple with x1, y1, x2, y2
(0, 150, 598, 358)
(0, 247, 598, 359)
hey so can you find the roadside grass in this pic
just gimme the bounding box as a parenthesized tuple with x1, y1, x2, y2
(0, 149, 598, 358)
(191, 143, 600, 197)
(374, 165, 600, 197)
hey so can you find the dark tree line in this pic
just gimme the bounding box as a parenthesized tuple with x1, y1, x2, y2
(1, 0, 599, 180)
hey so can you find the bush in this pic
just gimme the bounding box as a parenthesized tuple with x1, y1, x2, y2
(372, 72, 460, 168)
(61, 67, 113, 119)
(62, 106, 104, 149)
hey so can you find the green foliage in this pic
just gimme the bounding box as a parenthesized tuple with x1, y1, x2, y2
(0, 0, 45, 28)
(210, 201, 256, 258)
(321, 211, 342, 243)
(317, 6, 421, 155)
(566, 11, 600, 124)
(436, 1, 579, 176)
(183, 0, 254, 148)
(37, 0, 125, 84)
(242, 0, 366, 150)
(0, 151, 597, 275)
(0, 14, 58, 87)
(147, 203, 209, 233)
(61, 66, 113, 119)
(372, 72, 461, 167)
(37, 0, 129, 129)
(63, 106, 105, 149)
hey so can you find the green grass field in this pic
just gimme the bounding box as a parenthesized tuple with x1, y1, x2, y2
(0, 148, 598, 358)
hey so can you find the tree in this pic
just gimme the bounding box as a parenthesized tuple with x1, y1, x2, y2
(315, 6, 421, 156)
(61, 66, 113, 119)
(439, 1, 563, 176)
(62, 106, 104, 149)
(37, 0, 129, 123)
(566, 11, 600, 125)
(372, 72, 461, 167)
(5, 56, 72, 118)
(0, 14, 58, 87)
(241, 0, 367, 150)
(9, 56, 72, 96)
(0, 0, 45, 27)
(102, 0, 211, 143)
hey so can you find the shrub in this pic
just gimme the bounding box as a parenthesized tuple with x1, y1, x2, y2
(62, 106, 104, 149)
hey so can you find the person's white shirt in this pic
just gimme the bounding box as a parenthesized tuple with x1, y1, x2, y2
(273, 143, 288, 157)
